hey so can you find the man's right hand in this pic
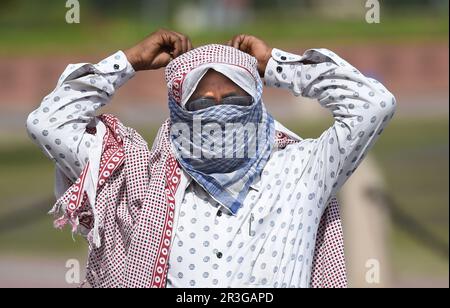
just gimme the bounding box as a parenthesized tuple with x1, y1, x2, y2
(124, 29, 193, 71)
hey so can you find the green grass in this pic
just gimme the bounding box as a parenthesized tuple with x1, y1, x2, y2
(0, 117, 448, 279)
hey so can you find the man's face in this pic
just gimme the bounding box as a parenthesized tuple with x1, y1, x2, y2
(185, 70, 252, 111)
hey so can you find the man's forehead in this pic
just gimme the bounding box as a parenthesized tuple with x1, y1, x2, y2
(191, 70, 247, 97)
(197, 70, 238, 85)
(165, 44, 260, 104)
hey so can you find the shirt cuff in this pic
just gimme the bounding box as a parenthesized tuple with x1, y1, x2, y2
(264, 48, 303, 95)
(94, 50, 136, 88)
(59, 51, 136, 90)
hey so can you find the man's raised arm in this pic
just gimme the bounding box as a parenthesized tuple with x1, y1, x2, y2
(26, 29, 192, 182)
(229, 34, 397, 205)
(25, 51, 135, 182)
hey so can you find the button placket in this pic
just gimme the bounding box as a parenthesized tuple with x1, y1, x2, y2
(211, 205, 225, 267)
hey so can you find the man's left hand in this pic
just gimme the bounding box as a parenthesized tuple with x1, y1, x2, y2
(227, 34, 273, 78)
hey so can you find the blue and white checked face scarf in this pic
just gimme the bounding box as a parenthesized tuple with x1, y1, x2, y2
(165, 44, 275, 215)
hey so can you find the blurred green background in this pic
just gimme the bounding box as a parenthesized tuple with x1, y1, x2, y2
(0, 0, 448, 55)
(0, 0, 448, 287)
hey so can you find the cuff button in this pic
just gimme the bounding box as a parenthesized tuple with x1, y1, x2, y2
(113, 64, 120, 70)
(276, 66, 283, 73)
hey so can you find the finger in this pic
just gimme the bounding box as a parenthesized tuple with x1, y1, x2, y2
(227, 35, 238, 48)
(180, 35, 190, 53)
(182, 33, 193, 51)
(163, 32, 182, 58)
(166, 32, 183, 57)
(171, 31, 188, 54)
(187, 37, 193, 51)
(181, 35, 191, 53)
(153, 52, 172, 68)
(232, 34, 245, 49)
(240, 35, 253, 52)
(172, 31, 192, 54)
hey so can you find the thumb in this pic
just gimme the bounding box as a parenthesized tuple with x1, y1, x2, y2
(152, 52, 172, 69)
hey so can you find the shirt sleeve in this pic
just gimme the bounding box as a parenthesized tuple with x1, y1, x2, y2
(264, 47, 397, 204)
(26, 51, 135, 182)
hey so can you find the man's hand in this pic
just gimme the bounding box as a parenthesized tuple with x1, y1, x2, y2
(227, 34, 273, 77)
(124, 29, 193, 71)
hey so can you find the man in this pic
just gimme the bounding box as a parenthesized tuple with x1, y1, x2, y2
(26, 29, 396, 288)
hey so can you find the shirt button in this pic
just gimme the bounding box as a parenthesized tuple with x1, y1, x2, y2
(113, 64, 120, 70)
(217, 210, 222, 217)
(276, 66, 283, 73)
(216, 252, 223, 259)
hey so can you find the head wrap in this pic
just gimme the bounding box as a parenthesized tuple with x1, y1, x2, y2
(165, 44, 275, 215)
